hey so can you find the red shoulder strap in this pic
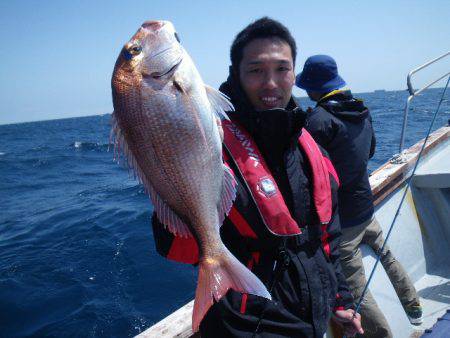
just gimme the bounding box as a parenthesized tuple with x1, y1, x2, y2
(298, 129, 332, 224)
(222, 120, 301, 236)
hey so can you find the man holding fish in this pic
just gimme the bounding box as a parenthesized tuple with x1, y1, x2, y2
(112, 17, 363, 337)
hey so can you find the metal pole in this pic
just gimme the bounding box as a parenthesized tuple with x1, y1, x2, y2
(399, 95, 413, 153)
(399, 51, 449, 152)
(414, 72, 450, 96)
(407, 51, 450, 95)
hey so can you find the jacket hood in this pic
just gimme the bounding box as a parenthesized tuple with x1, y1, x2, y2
(219, 68, 307, 169)
(318, 90, 369, 122)
(218, 68, 305, 138)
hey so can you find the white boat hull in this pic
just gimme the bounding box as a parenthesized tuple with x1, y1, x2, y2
(365, 125, 449, 337)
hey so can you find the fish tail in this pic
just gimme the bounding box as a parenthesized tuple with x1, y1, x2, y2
(191, 246, 271, 332)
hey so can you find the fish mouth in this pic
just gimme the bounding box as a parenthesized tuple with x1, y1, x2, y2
(149, 58, 183, 79)
(141, 20, 166, 31)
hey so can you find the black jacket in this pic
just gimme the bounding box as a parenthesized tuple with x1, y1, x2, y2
(152, 75, 354, 337)
(306, 91, 376, 227)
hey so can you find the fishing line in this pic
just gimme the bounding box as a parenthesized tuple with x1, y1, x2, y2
(252, 240, 289, 338)
(345, 76, 450, 336)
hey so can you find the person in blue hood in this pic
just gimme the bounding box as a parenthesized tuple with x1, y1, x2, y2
(296, 55, 422, 337)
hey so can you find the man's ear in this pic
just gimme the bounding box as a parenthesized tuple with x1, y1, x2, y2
(230, 65, 239, 80)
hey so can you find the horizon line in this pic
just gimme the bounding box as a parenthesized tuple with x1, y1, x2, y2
(1, 86, 447, 127)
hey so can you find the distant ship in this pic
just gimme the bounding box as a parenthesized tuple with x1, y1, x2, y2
(374, 89, 386, 93)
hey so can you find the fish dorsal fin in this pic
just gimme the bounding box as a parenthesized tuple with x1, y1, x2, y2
(111, 112, 193, 238)
(205, 85, 234, 120)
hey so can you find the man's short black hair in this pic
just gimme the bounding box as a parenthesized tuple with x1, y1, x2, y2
(230, 17, 297, 72)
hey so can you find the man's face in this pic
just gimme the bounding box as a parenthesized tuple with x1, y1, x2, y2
(238, 38, 295, 111)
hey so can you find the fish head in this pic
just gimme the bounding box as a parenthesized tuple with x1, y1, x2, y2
(112, 20, 184, 90)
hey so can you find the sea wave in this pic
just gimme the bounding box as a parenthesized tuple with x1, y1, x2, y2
(72, 141, 110, 151)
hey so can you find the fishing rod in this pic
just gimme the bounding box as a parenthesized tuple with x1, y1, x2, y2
(344, 76, 450, 337)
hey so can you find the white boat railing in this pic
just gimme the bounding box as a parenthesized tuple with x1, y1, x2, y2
(398, 51, 450, 153)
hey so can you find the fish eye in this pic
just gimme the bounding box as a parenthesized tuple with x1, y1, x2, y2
(123, 43, 142, 60)
(129, 44, 142, 55)
(174, 32, 180, 43)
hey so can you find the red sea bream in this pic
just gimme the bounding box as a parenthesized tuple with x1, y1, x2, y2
(110, 20, 271, 331)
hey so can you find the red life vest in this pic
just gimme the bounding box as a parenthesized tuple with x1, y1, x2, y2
(222, 119, 337, 235)
(165, 120, 340, 264)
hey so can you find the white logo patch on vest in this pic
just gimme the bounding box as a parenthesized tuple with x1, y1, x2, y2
(258, 178, 277, 198)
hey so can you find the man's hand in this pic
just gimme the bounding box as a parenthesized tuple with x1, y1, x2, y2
(332, 309, 364, 337)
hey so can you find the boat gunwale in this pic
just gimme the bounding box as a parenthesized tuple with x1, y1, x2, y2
(370, 125, 449, 206)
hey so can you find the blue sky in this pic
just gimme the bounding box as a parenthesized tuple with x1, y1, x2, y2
(0, 0, 449, 125)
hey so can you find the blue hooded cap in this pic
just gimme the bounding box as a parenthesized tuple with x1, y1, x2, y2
(296, 55, 346, 93)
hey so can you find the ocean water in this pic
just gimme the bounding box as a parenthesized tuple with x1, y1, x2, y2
(0, 88, 449, 337)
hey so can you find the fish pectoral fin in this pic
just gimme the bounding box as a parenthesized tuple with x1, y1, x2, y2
(205, 85, 234, 120)
(218, 164, 237, 226)
(191, 246, 271, 333)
